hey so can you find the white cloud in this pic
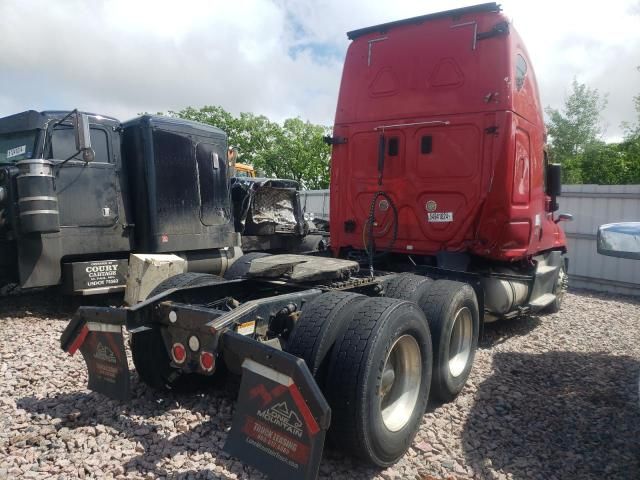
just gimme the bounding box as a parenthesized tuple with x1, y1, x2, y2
(0, 0, 638, 139)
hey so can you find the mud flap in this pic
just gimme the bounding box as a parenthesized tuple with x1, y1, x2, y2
(222, 331, 330, 480)
(60, 307, 130, 401)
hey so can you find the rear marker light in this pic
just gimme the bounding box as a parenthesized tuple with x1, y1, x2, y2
(171, 343, 186, 364)
(188, 335, 200, 352)
(169, 311, 177, 323)
(200, 352, 215, 372)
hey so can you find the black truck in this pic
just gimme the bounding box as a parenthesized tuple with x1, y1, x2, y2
(0, 110, 311, 294)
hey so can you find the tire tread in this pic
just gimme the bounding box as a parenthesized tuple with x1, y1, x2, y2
(383, 274, 432, 303)
(285, 291, 365, 384)
(418, 279, 478, 402)
(326, 297, 408, 461)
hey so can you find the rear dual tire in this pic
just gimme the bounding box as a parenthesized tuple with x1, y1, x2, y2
(419, 280, 479, 402)
(285, 291, 366, 389)
(287, 294, 433, 466)
(327, 297, 432, 466)
(383, 274, 479, 403)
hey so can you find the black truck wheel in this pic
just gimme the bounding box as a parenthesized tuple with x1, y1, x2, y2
(133, 272, 224, 391)
(223, 252, 271, 280)
(325, 297, 432, 466)
(285, 291, 366, 388)
(418, 280, 479, 403)
(147, 272, 224, 298)
(383, 273, 433, 303)
(131, 328, 191, 391)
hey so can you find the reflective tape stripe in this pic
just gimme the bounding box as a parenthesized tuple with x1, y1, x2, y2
(18, 196, 58, 203)
(86, 322, 122, 333)
(242, 358, 293, 386)
(17, 174, 55, 178)
(19, 210, 59, 216)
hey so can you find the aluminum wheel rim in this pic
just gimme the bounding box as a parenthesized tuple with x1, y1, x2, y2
(555, 267, 568, 301)
(380, 334, 422, 432)
(448, 307, 473, 378)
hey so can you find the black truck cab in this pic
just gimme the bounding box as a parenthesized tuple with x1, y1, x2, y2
(0, 111, 239, 293)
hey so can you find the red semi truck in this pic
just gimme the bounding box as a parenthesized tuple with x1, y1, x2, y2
(60, 4, 570, 479)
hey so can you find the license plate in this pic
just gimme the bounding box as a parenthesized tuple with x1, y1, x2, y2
(428, 212, 453, 222)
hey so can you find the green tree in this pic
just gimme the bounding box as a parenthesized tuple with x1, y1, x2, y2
(171, 106, 331, 189)
(545, 79, 608, 183)
(621, 94, 640, 140)
(577, 89, 640, 184)
(262, 118, 331, 189)
(580, 143, 626, 184)
(615, 84, 640, 184)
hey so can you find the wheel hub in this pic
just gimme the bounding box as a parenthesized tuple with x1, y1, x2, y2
(448, 307, 473, 378)
(379, 334, 422, 432)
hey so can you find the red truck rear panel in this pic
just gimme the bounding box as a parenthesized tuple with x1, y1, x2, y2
(330, 4, 566, 261)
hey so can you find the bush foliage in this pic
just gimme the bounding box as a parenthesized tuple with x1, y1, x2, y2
(171, 106, 331, 190)
(546, 78, 640, 184)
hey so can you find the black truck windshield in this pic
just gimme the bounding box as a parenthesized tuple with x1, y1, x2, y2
(0, 131, 38, 163)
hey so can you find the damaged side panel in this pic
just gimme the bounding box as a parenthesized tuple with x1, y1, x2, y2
(231, 178, 306, 236)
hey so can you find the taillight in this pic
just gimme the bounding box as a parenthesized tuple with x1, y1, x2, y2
(171, 343, 187, 364)
(200, 351, 215, 372)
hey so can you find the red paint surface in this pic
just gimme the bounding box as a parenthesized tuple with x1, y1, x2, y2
(330, 8, 566, 261)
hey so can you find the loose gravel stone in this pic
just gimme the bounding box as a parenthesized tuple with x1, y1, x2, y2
(1, 290, 639, 479)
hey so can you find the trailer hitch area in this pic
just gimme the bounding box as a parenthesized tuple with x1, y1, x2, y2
(60, 306, 130, 401)
(221, 331, 330, 480)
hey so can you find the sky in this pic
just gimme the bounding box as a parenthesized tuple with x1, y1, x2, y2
(1, 0, 639, 141)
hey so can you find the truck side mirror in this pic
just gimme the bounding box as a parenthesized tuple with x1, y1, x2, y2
(546, 163, 562, 212)
(546, 163, 562, 197)
(74, 113, 95, 162)
(555, 213, 573, 224)
(597, 222, 640, 260)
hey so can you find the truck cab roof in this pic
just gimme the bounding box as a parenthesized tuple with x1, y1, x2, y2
(0, 110, 119, 135)
(346, 2, 501, 40)
(122, 115, 226, 139)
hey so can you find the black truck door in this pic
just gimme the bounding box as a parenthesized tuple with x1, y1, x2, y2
(196, 141, 231, 226)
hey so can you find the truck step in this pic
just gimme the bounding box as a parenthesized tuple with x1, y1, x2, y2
(529, 293, 556, 308)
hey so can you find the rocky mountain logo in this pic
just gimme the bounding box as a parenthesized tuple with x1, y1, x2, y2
(256, 401, 303, 438)
(94, 342, 117, 364)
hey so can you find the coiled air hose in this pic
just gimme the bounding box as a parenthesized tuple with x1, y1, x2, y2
(364, 191, 398, 277)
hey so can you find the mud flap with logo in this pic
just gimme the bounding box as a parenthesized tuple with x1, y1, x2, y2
(60, 307, 130, 401)
(222, 331, 330, 480)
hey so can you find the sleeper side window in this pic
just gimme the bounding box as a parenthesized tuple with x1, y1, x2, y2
(515, 54, 527, 91)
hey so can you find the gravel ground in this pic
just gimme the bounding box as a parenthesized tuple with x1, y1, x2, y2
(1, 290, 639, 480)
